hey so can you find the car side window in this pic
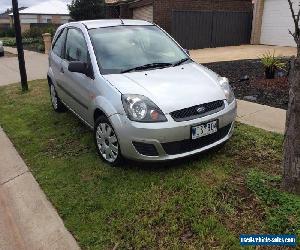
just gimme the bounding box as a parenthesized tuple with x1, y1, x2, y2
(52, 28, 67, 57)
(65, 28, 88, 63)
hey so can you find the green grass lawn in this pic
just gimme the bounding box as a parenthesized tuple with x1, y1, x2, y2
(0, 80, 299, 249)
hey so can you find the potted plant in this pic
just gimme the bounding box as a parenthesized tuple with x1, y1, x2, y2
(260, 51, 286, 79)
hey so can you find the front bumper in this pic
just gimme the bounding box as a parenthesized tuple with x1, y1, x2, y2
(110, 100, 237, 161)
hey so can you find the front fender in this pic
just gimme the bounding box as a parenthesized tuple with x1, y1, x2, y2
(92, 94, 124, 120)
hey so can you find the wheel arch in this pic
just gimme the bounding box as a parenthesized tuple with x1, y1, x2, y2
(92, 95, 122, 123)
(93, 108, 106, 122)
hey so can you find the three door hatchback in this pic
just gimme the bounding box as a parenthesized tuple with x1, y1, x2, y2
(47, 19, 237, 165)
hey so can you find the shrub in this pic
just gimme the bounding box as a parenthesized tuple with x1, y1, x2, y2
(22, 25, 57, 39)
(2, 37, 41, 46)
(44, 26, 57, 37)
(22, 27, 42, 38)
(37, 43, 45, 52)
(0, 28, 15, 37)
(23, 38, 41, 45)
(260, 51, 286, 79)
(4, 28, 15, 37)
(2, 38, 16, 46)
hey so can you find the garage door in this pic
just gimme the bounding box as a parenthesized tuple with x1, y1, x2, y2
(260, 0, 299, 47)
(133, 5, 153, 22)
(172, 11, 253, 49)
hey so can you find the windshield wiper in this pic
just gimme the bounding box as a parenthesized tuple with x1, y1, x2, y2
(173, 58, 190, 67)
(121, 63, 173, 73)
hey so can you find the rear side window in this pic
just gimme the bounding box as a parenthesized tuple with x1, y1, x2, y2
(65, 28, 88, 63)
(52, 28, 67, 57)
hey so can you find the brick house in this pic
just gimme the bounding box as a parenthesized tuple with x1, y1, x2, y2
(9, 0, 71, 33)
(105, 0, 253, 34)
(105, 0, 253, 49)
(0, 7, 26, 31)
(0, 10, 13, 31)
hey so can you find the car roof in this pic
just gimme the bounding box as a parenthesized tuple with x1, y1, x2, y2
(78, 19, 153, 29)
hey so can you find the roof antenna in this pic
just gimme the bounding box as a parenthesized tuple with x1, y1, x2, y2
(120, 19, 124, 25)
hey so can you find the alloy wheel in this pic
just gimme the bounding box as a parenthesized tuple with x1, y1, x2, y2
(95, 122, 119, 163)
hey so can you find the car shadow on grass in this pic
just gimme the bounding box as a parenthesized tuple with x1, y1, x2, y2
(119, 144, 226, 172)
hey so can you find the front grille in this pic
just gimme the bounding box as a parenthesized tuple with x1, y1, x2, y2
(132, 142, 159, 156)
(170, 100, 225, 122)
(161, 123, 232, 155)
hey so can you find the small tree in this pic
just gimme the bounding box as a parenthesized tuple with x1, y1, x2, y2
(282, 0, 300, 194)
(68, 0, 105, 21)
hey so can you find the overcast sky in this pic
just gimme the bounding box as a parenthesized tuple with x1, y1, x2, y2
(0, 0, 70, 14)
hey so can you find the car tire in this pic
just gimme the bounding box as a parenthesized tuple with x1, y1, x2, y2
(94, 115, 123, 166)
(49, 83, 67, 113)
(0, 51, 4, 57)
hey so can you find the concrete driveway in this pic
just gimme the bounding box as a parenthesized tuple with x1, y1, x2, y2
(0, 47, 48, 86)
(190, 44, 297, 64)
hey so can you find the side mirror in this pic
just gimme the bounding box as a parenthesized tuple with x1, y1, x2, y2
(68, 61, 94, 79)
(184, 49, 190, 56)
(68, 61, 88, 75)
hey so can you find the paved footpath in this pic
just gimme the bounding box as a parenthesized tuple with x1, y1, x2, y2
(237, 100, 286, 134)
(0, 127, 80, 250)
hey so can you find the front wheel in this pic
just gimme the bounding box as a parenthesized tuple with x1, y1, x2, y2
(94, 116, 123, 166)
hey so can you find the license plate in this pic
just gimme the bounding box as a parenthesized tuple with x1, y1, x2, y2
(191, 120, 218, 140)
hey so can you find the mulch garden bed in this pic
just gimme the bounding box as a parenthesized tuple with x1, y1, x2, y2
(204, 59, 291, 110)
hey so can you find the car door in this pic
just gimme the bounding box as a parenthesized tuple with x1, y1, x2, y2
(49, 28, 68, 101)
(59, 27, 94, 122)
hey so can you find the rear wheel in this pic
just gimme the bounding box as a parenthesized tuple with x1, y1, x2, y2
(0, 51, 4, 57)
(49, 83, 66, 113)
(94, 115, 123, 166)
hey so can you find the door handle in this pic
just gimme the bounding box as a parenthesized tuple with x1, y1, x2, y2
(60, 67, 64, 73)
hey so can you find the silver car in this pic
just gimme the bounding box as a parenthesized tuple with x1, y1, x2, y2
(47, 19, 237, 165)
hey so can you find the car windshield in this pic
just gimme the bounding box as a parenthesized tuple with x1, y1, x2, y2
(88, 25, 189, 74)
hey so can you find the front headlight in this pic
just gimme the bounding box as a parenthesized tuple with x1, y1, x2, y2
(122, 94, 167, 123)
(219, 77, 235, 104)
